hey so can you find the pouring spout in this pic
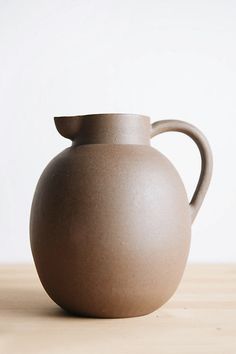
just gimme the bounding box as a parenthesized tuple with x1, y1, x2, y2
(54, 116, 82, 141)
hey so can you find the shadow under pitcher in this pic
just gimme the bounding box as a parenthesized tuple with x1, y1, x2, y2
(30, 113, 213, 318)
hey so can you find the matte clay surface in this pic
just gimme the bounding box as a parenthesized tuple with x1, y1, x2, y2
(1, 264, 235, 354)
(30, 114, 213, 318)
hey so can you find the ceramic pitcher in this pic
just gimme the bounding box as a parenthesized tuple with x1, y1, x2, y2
(30, 114, 213, 318)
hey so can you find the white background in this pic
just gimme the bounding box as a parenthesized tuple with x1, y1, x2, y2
(0, 0, 235, 263)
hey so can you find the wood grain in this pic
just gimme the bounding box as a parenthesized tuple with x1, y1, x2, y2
(0, 264, 235, 354)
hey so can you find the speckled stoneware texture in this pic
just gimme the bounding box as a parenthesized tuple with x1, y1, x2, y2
(30, 114, 213, 318)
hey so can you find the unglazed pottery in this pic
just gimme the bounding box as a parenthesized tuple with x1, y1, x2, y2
(30, 114, 213, 318)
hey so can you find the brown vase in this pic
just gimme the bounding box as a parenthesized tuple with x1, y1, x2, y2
(30, 114, 213, 318)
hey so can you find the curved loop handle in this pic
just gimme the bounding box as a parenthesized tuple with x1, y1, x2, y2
(151, 120, 213, 223)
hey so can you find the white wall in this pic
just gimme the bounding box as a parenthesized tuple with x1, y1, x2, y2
(0, 0, 235, 263)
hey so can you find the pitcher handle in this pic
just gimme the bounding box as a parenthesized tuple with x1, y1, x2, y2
(151, 120, 213, 223)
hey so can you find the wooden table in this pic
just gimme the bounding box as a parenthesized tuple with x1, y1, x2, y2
(0, 264, 235, 354)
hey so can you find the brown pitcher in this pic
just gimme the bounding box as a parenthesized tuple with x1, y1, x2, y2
(30, 114, 213, 318)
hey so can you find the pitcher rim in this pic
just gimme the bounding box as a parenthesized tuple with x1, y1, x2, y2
(54, 113, 150, 120)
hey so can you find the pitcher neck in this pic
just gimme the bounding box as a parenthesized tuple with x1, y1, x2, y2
(54, 114, 151, 146)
